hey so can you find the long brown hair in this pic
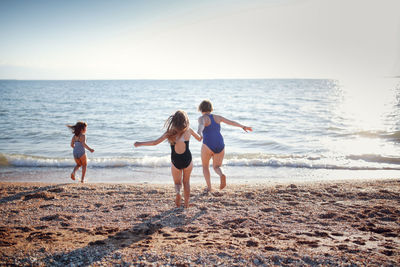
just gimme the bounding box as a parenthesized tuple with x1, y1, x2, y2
(164, 110, 189, 143)
(67, 121, 87, 136)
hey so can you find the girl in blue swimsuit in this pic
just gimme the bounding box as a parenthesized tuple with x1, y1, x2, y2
(134, 110, 202, 208)
(67, 121, 95, 183)
(197, 100, 252, 192)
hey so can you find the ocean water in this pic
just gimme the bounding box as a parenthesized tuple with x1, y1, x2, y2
(1, 79, 400, 184)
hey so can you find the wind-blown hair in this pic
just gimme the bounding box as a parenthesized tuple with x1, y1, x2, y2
(67, 121, 87, 137)
(164, 110, 189, 143)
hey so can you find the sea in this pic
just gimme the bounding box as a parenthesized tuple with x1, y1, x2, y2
(1, 79, 400, 184)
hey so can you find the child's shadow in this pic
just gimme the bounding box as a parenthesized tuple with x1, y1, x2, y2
(0, 184, 69, 204)
(44, 195, 207, 266)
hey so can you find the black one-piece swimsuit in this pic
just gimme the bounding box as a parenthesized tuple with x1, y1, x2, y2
(170, 141, 192, 169)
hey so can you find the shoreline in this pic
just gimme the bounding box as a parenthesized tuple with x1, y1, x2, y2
(0, 179, 399, 265)
(0, 176, 399, 185)
(2, 165, 400, 185)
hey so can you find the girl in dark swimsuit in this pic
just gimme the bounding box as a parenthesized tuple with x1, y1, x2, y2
(134, 110, 202, 208)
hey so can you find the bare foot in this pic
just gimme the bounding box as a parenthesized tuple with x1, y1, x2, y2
(175, 194, 181, 208)
(81, 179, 84, 183)
(220, 174, 226, 190)
(70, 173, 75, 181)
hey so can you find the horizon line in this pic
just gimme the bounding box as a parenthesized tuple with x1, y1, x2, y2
(0, 77, 346, 81)
(1, 75, 399, 81)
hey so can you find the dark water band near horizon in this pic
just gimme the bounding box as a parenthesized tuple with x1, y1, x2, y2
(1, 78, 400, 183)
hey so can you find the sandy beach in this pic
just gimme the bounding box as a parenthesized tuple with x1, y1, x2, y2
(0, 179, 399, 266)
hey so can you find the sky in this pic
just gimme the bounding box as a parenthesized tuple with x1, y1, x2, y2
(0, 0, 399, 80)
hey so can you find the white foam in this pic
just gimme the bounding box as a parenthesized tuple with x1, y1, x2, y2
(2, 153, 400, 170)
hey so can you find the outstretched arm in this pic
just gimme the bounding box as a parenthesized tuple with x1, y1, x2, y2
(219, 116, 253, 132)
(134, 133, 167, 147)
(190, 128, 202, 142)
(197, 117, 205, 137)
(81, 135, 95, 153)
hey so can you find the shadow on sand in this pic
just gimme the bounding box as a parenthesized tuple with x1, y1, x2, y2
(43, 194, 208, 266)
(0, 183, 69, 204)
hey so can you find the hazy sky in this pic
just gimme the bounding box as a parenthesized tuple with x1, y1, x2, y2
(0, 0, 399, 79)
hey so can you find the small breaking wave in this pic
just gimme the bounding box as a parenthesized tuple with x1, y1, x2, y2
(0, 154, 171, 168)
(1, 152, 400, 171)
(341, 130, 400, 141)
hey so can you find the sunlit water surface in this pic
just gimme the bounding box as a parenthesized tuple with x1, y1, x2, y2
(0, 79, 399, 183)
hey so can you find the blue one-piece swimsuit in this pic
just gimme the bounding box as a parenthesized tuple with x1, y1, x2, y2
(203, 114, 225, 153)
(73, 137, 85, 159)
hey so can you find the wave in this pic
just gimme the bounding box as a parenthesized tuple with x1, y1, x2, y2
(1, 153, 400, 171)
(0, 154, 171, 168)
(347, 154, 400, 165)
(340, 130, 400, 141)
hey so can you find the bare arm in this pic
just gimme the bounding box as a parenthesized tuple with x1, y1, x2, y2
(219, 116, 253, 132)
(190, 128, 202, 142)
(70, 136, 75, 148)
(134, 133, 168, 147)
(80, 135, 95, 153)
(197, 116, 205, 137)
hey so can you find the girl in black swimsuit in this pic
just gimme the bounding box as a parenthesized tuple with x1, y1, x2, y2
(134, 110, 202, 208)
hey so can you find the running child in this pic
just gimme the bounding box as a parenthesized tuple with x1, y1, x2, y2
(134, 110, 202, 208)
(67, 121, 95, 183)
(197, 100, 252, 191)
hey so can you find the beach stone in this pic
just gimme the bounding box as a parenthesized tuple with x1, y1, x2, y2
(272, 255, 283, 265)
(26, 232, 56, 242)
(381, 250, 394, 256)
(48, 188, 65, 193)
(244, 192, 255, 199)
(260, 207, 277, 213)
(232, 232, 249, 238)
(319, 212, 336, 219)
(113, 204, 124, 210)
(113, 253, 122, 259)
(246, 239, 259, 247)
(34, 226, 48, 230)
(15, 226, 33, 232)
(133, 223, 162, 235)
(137, 213, 150, 219)
(40, 214, 70, 222)
(0, 240, 16, 247)
(302, 256, 318, 265)
(24, 192, 55, 201)
(253, 258, 263, 265)
(89, 240, 106, 246)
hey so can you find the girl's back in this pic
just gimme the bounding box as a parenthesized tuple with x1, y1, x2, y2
(172, 129, 191, 154)
(73, 134, 85, 159)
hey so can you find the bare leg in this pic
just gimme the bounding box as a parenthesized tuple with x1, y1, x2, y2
(72, 158, 82, 181)
(212, 149, 226, 190)
(81, 165, 87, 183)
(182, 162, 193, 208)
(71, 165, 80, 180)
(171, 164, 183, 208)
(201, 144, 213, 191)
(80, 155, 88, 183)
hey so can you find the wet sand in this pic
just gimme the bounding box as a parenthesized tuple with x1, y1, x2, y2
(0, 179, 399, 266)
